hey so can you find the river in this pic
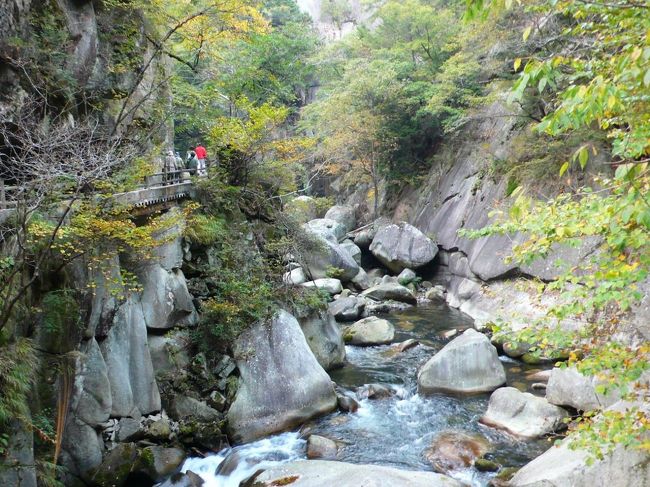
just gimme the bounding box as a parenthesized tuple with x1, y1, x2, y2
(167, 302, 552, 487)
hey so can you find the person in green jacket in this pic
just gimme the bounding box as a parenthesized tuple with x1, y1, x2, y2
(186, 150, 199, 176)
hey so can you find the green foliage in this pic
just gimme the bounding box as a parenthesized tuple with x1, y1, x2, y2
(184, 214, 228, 246)
(40, 291, 79, 336)
(0, 338, 38, 427)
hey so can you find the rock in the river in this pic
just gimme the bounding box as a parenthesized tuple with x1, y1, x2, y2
(344, 316, 395, 346)
(369, 222, 438, 273)
(337, 394, 359, 413)
(254, 460, 462, 486)
(283, 267, 308, 285)
(157, 471, 205, 487)
(325, 205, 356, 233)
(510, 402, 650, 487)
(136, 446, 186, 483)
(307, 435, 338, 459)
(301, 233, 360, 282)
(340, 239, 362, 264)
(356, 383, 394, 400)
(351, 267, 372, 290)
(546, 367, 619, 411)
(304, 218, 347, 242)
(480, 387, 568, 438)
(395, 338, 419, 352)
(328, 296, 365, 321)
(418, 329, 506, 394)
(301, 278, 343, 295)
(425, 286, 446, 302)
(227, 310, 337, 442)
(423, 431, 490, 474)
(361, 282, 417, 304)
(298, 311, 346, 371)
(285, 196, 318, 224)
(169, 396, 220, 422)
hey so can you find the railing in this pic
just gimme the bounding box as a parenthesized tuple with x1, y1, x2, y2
(141, 169, 195, 189)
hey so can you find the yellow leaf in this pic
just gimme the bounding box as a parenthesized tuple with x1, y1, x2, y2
(514, 58, 522, 71)
(523, 26, 532, 42)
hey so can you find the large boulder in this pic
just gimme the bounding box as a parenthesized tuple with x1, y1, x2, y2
(306, 435, 338, 459)
(340, 239, 362, 264)
(253, 460, 462, 486)
(227, 310, 337, 442)
(298, 311, 346, 371)
(301, 234, 360, 282)
(285, 196, 318, 224)
(351, 268, 372, 290)
(304, 218, 347, 242)
(169, 396, 220, 422)
(325, 205, 356, 233)
(418, 329, 506, 394)
(0, 419, 37, 487)
(546, 367, 619, 411)
(423, 431, 490, 474)
(369, 222, 438, 273)
(480, 387, 568, 438)
(510, 402, 650, 487)
(148, 330, 191, 377)
(328, 296, 365, 321)
(301, 278, 343, 295)
(283, 267, 308, 286)
(361, 281, 417, 304)
(344, 316, 395, 346)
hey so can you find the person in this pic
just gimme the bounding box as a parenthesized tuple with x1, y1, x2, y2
(186, 150, 199, 176)
(195, 144, 207, 176)
(164, 149, 178, 184)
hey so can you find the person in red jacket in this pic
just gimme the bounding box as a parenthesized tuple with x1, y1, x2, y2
(195, 144, 207, 176)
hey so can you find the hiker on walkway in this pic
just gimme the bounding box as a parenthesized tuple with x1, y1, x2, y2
(195, 144, 207, 176)
(164, 150, 178, 184)
(186, 150, 199, 176)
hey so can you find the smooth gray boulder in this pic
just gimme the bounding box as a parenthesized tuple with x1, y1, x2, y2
(325, 205, 356, 233)
(351, 268, 372, 290)
(546, 367, 619, 411)
(301, 234, 359, 282)
(70, 338, 112, 426)
(138, 265, 198, 330)
(283, 267, 308, 285)
(418, 329, 506, 394)
(137, 446, 186, 482)
(60, 417, 104, 480)
(340, 239, 362, 264)
(397, 268, 417, 285)
(254, 460, 462, 486)
(480, 387, 568, 438)
(285, 195, 318, 223)
(227, 310, 337, 442)
(306, 435, 338, 459)
(344, 316, 395, 346)
(298, 311, 346, 371)
(510, 402, 650, 486)
(369, 222, 437, 273)
(304, 218, 346, 242)
(169, 396, 220, 422)
(328, 296, 365, 321)
(101, 299, 161, 417)
(301, 278, 343, 295)
(361, 282, 417, 304)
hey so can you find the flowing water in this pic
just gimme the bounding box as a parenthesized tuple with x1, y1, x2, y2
(169, 303, 552, 487)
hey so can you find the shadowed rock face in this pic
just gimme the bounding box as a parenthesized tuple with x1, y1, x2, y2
(418, 329, 506, 394)
(254, 460, 463, 487)
(298, 310, 346, 371)
(227, 310, 337, 443)
(369, 222, 438, 273)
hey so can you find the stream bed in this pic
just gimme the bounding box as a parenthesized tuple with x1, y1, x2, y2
(170, 303, 552, 487)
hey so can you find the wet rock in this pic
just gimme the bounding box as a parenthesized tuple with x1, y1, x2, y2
(425, 286, 446, 302)
(531, 383, 547, 391)
(325, 205, 356, 233)
(301, 278, 343, 295)
(298, 310, 346, 371)
(356, 383, 394, 400)
(525, 370, 552, 382)
(489, 467, 519, 486)
(395, 338, 419, 352)
(369, 222, 438, 273)
(480, 387, 568, 438)
(546, 366, 619, 411)
(474, 458, 500, 472)
(344, 316, 395, 346)
(440, 329, 458, 340)
(136, 446, 186, 482)
(328, 296, 365, 321)
(283, 267, 308, 285)
(423, 431, 490, 474)
(510, 401, 650, 487)
(254, 460, 462, 486)
(169, 396, 220, 422)
(418, 329, 506, 394)
(364, 299, 413, 315)
(307, 435, 338, 459)
(177, 422, 229, 452)
(361, 282, 417, 304)
(337, 394, 359, 413)
(157, 471, 205, 487)
(227, 310, 337, 442)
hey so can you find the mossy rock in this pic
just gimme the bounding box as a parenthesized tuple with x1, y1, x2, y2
(90, 443, 139, 487)
(134, 446, 186, 483)
(488, 466, 520, 486)
(474, 458, 500, 472)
